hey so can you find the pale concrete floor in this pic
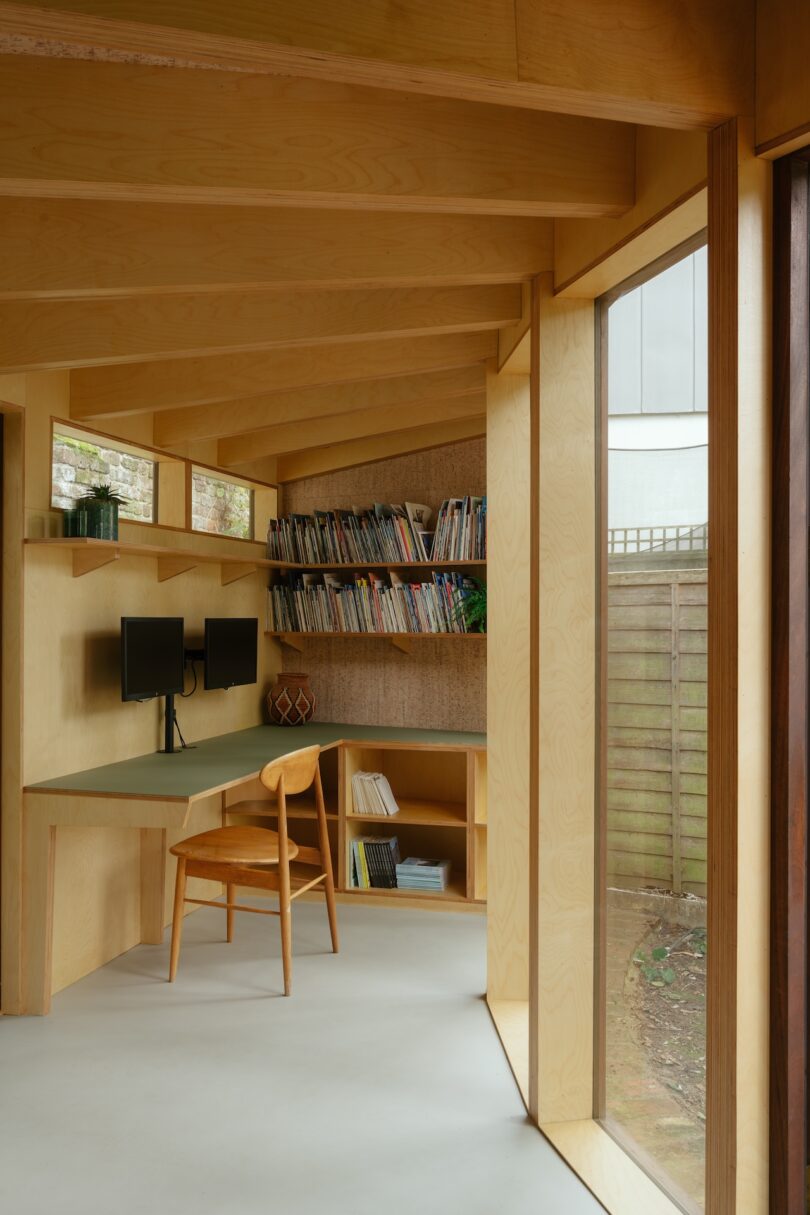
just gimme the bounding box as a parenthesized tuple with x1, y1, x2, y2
(0, 901, 604, 1215)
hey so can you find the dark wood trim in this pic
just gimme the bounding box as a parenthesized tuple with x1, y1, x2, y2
(770, 150, 810, 1215)
(706, 117, 739, 1215)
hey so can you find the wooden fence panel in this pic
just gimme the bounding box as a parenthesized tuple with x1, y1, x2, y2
(606, 569, 708, 896)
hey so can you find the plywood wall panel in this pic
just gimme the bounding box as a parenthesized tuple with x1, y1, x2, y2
(485, 369, 531, 1003)
(19, 371, 281, 994)
(555, 128, 707, 297)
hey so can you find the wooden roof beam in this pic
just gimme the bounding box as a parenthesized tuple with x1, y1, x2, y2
(0, 1, 752, 129)
(0, 200, 553, 301)
(0, 284, 521, 373)
(219, 392, 487, 467)
(0, 54, 635, 217)
(153, 366, 485, 447)
(69, 331, 498, 420)
(276, 417, 487, 483)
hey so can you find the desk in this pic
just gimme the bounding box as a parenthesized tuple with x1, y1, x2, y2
(23, 723, 486, 1014)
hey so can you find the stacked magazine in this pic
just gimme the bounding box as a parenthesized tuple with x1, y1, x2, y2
(395, 857, 452, 892)
(266, 569, 478, 635)
(351, 771, 400, 817)
(351, 836, 401, 889)
(266, 501, 438, 565)
(432, 497, 487, 561)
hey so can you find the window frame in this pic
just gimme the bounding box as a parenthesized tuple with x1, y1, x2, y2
(50, 420, 159, 525)
(189, 463, 256, 542)
(595, 234, 709, 1215)
(48, 417, 278, 546)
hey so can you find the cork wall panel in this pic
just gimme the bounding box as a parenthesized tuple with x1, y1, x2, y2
(286, 636, 485, 732)
(282, 436, 485, 515)
(280, 437, 486, 732)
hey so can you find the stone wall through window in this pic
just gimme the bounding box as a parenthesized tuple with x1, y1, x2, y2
(51, 432, 156, 522)
(191, 469, 253, 539)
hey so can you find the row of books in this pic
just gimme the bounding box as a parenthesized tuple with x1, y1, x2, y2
(432, 496, 486, 562)
(351, 771, 400, 817)
(266, 570, 479, 635)
(266, 501, 436, 565)
(352, 836, 401, 889)
(350, 836, 453, 893)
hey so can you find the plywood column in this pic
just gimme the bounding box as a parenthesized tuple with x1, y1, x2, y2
(706, 118, 771, 1215)
(529, 276, 597, 1124)
(486, 366, 531, 1008)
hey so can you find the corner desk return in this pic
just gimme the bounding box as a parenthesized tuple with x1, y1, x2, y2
(22, 722, 487, 1014)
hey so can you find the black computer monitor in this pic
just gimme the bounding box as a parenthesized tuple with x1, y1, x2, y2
(204, 618, 258, 691)
(120, 617, 185, 702)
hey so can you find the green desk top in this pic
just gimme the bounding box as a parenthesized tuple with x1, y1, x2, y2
(27, 723, 486, 801)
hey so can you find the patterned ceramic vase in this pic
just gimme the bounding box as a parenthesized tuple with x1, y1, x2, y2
(266, 672, 315, 726)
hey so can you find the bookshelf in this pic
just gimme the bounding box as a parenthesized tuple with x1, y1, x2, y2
(25, 537, 484, 579)
(222, 738, 487, 909)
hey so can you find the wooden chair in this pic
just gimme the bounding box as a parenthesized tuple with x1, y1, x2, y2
(168, 744, 338, 994)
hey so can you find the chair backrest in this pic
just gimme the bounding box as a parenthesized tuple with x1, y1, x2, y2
(260, 745, 321, 797)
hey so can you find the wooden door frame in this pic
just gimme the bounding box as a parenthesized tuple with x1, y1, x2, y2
(770, 147, 810, 1215)
(0, 402, 25, 1014)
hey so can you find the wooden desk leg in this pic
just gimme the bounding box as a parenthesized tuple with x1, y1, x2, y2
(140, 828, 167, 945)
(22, 818, 56, 1016)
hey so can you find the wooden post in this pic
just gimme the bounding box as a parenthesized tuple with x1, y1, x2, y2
(670, 581, 683, 894)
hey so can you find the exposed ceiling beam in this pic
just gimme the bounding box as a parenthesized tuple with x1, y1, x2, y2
(0, 1, 752, 129)
(220, 393, 487, 467)
(0, 284, 520, 372)
(70, 331, 497, 419)
(154, 365, 485, 447)
(0, 199, 554, 300)
(0, 54, 635, 216)
(276, 416, 487, 483)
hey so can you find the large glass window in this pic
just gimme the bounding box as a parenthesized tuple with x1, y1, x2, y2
(600, 244, 708, 1211)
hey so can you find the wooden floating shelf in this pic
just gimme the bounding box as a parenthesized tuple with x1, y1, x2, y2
(349, 877, 468, 902)
(267, 630, 487, 654)
(275, 559, 486, 571)
(347, 797, 467, 828)
(25, 538, 486, 586)
(25, 536, 274, 584)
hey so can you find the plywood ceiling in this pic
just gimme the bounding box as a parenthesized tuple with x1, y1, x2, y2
(0, 0, 752, 479)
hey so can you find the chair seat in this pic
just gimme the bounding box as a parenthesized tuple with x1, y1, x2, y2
(170, 825, 299, 866)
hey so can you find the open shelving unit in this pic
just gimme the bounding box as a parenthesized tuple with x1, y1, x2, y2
(222, 738, 486, 910)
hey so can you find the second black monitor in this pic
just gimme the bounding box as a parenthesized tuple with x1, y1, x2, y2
(204, 617, 258, 690)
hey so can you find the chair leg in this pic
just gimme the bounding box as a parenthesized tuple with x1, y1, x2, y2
(323, 869, 339, 955)
(168, 856, 187, 982)
(226, 883, 235, 943)
(278, 897, 292, 996)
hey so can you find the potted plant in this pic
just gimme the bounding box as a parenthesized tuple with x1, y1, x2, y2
(80, 484, 128, 540)
(455, 581, 487, 634)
